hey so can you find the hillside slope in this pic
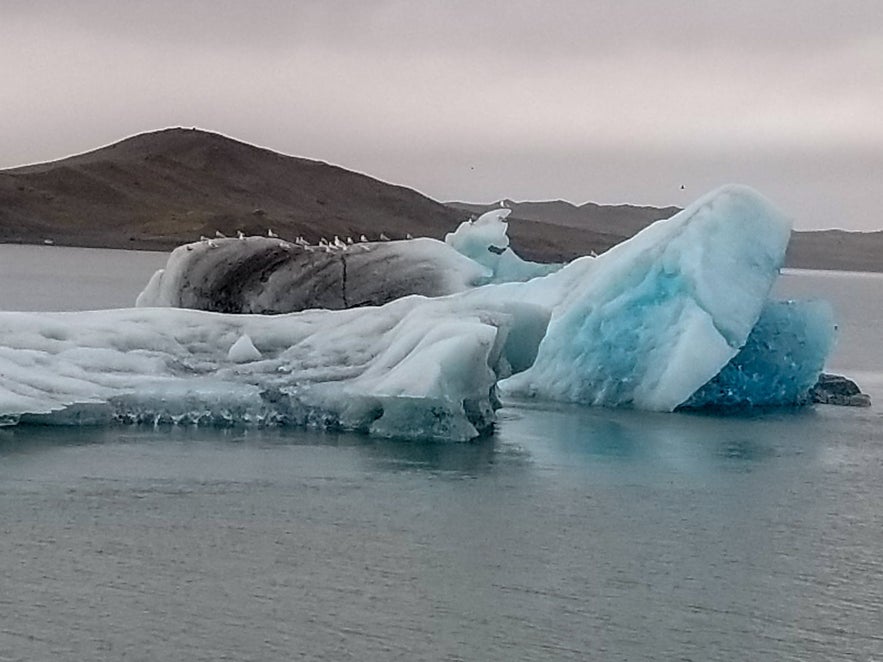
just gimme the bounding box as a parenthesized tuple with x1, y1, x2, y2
(0, 128, 465, 250)
(0, 128, 620, 261)
(1, 128, 879, 270)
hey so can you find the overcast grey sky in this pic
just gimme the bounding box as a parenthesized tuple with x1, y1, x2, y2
(2, 0, 881, 230)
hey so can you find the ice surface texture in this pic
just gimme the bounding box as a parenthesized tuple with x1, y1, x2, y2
(680, 300, 835, 409)
(0, 299, 549, 441)
(136, 237, 488, 314)
(497, 185, 802, 410)
(135, 209, 558, 314)
(0, 185, 835, 440)
(444, 208, 561, 283)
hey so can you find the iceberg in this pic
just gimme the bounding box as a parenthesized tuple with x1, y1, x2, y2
(136, 236, 489, 314)
(0, 185, 836, 440)
(443, 208, 562, 283)
(135, 208, 559, 314)
(0, 298, 549, 440)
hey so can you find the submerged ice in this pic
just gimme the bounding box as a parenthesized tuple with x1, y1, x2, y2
(0, 185, 837, 440)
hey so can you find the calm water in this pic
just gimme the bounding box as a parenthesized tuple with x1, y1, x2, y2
(1, 247, 881, 661)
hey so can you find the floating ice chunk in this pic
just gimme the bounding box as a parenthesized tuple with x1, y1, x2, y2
(227, 334, 262, 363)
(446, 208, 513, 259)
(498, 185, 795, 410)
(445, 208, 561, 283)
(136, 236, 489, 313)
(136, 219, 558, 316)
(0, 185, 834, 439)
(0, 300, 550, 441)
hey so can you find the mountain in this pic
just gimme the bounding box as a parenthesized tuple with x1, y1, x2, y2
(452, 199, 883, 272)
(0, 128, 620, 261)
(0, 128, 464, 250)
(785, 230, 883, 272)
(1, 128, 879, 270)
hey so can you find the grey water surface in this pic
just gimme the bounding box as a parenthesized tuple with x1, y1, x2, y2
(1, 247, 881, 661)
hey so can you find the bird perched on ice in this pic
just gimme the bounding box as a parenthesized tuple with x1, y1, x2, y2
(379, 232, 390, 241)
(295, 236, 309, 246)
(359, 234, 368, 243)
(215, 230, 226, 238)
(267, 229, 278, 238)
(333, 236, 347, 250)
(237, 230, 246, 240)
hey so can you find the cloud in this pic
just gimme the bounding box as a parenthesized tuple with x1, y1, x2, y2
(1, 0, 881, 229)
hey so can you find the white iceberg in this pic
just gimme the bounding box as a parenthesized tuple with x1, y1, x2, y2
(444, 208, 561, 283)
(0, 185, 835, 440)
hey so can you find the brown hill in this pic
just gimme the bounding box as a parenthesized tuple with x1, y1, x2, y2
(0, 128, 464, 250)
(1, 128, 879, 270)
(0, 128, 616, 261)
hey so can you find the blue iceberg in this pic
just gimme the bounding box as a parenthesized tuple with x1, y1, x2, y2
(0, 185, 836, 440)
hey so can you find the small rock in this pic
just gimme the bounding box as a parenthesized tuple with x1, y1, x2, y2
(810, 373, 871, 407)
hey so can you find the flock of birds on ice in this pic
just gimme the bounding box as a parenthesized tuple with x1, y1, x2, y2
(190, 201, 510, 254)
(191, 229, 414, 253)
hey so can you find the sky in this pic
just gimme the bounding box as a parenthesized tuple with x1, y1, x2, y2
(1, 0, 881, 231)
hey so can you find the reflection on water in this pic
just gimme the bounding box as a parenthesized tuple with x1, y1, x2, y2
(3, 401, 881, 661)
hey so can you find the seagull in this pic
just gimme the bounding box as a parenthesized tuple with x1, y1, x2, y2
(295, 236, 309, 246)
(359, 234, 368, 243)
(346, 236, 353, 245)
(500, 200, 509, 209)
(405, 233, 413, 240)
(318, 237, 329, 247)
(379, 232, 390, 241)
(333, 236, 347, 250)
(237, 230, 246, 239)
(267, 228, 278, 238)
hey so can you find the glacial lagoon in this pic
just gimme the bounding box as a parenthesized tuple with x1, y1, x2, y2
(1, 244, 882, 661)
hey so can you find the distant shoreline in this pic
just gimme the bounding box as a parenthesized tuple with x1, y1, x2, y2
(3, 128, 880, 274)
(3, 235, 881, 275)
